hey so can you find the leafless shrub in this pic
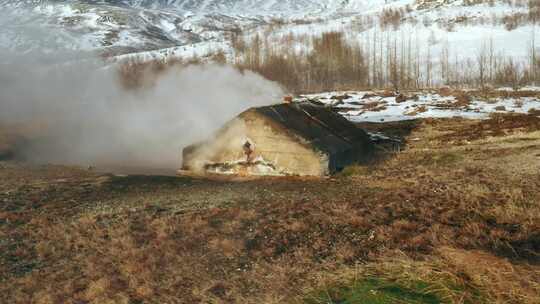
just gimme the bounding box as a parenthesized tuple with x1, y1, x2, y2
(379, 7, 404, 30)
(494, 59, 522, 89)
(503, 13, 526, 30)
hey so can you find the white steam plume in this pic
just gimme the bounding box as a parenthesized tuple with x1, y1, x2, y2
(0, 56, 283, 170)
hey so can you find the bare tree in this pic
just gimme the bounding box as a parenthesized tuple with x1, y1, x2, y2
(426, 42, 432, 88)
(531, 22, 537, 84)
(477, 40, 488, 89)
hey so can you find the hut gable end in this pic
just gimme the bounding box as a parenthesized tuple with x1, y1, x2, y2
(181, 102, 373, 177)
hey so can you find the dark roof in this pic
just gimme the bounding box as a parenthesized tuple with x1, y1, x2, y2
(250, 102, 371, 155)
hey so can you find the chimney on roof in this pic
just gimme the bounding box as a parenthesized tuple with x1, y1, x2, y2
(283, 96, 293, 104)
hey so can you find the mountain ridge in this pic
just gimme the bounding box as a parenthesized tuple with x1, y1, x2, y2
(0, 0, 534, 66)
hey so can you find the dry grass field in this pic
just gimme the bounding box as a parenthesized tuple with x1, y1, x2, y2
(0, 112, 539, 304)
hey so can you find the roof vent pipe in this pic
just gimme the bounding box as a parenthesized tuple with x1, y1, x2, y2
(283, 96, 293, 104)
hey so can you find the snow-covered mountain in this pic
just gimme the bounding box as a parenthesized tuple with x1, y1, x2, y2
(0, 0, 408, 15)
(0, 0, 536, 64)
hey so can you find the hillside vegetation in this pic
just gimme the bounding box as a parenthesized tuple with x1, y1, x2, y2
(1, 112, 539, 303)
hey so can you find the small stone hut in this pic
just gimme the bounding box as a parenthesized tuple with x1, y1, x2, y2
(181, 102, 373, 177)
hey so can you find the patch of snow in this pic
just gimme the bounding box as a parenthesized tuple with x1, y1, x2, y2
(519, 86, 540, 92)
(296, 91, 540, 123)
(160, 19, 177, 32)
(204, 156, 285, 176)
(366, 131, 401, 143)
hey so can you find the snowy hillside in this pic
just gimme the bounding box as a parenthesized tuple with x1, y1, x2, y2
(1, 0, 538, 81)
(296, 90, 540, 123)
(0, 0, 411, 16)
(0, 2, 215, 56)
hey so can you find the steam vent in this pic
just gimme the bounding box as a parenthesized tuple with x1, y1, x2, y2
(181, 101, 373, 177)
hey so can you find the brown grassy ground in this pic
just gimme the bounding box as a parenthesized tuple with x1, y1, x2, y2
(0, 113, 539, 304)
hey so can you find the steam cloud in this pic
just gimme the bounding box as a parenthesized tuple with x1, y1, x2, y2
(0, 55, 283, 171)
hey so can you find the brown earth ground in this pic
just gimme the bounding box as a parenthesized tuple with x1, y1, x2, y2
(0, 113, 539, 304)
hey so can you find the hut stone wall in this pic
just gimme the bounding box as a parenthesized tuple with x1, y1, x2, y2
(182, 110, 328, 176)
